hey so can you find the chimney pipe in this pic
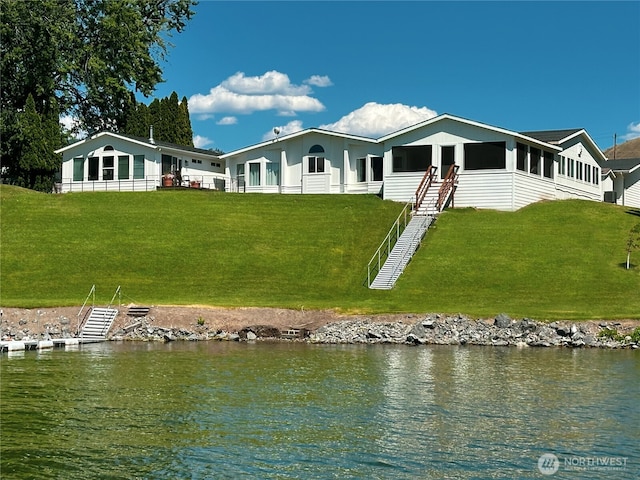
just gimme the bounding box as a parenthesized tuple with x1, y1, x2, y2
(149, 125, 155, 144)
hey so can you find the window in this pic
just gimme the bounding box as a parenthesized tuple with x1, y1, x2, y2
(102, 156, 114, 180)
(464, 142, 506, 170)
(356, 158, 366, 182)
(569, 158, 575, 178)
(162, 154, 178, 174)
(249, 163, 260, 186)
(308, 156, 325, 173)
(73, 157, 84, 181)
(266, 162, 279, 186)
(103, 145, 114, 151)
(577, 161, 583, 181)
(516, 143, 527, 172)
(441, 146, 455, 179)
(529, 147, 541, 175)
(371, 156, 383, 181)
(392, 145, 432, 172)
(559, 156, 566, 176)
(593, 166, 599, 185)
(543, 151, 554, 179)
(118, 155, 130, 180)
(88, 157, 99, 180)
(236, 164, 245, 190)
(585, 163, 591, 183)
(133, 155, 145, 179)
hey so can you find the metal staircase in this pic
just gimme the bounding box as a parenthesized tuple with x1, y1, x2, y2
(76, 285, 120, 341)
(369, 214, 434, 289)
(80, 307, 118, 341)
(367, 164, 459, 290)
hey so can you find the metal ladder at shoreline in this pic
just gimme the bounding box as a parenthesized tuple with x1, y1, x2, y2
(77, 285, 120, 341)
(367, 164, 459, 290)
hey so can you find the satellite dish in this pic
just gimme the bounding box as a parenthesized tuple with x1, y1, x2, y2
(273, 127, 281, 136)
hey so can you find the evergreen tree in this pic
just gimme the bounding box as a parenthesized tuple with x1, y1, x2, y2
(16, 94, 59, 192)
(179, 96, 194, 146)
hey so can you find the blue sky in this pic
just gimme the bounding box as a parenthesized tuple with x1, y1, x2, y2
(148, 1, 639, 152)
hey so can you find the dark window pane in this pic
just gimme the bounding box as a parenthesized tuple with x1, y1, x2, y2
(464, 142, 506, 170)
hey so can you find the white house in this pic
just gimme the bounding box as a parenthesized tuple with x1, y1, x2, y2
(601, 158, 640, 207)
(55, 131, 225, 192)
(55, 114, 640, 210)
(221, 114, 609, 211)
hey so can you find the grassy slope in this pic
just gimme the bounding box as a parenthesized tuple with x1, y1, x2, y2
(1, 185, 638, 319)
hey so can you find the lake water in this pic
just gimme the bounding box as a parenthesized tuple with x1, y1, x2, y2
(1, 342, 638, 479)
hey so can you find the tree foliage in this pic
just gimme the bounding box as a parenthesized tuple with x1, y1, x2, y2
(0, 0, 197, 191)
(626, 223, 640, 270)
(124, 91, 193, 146)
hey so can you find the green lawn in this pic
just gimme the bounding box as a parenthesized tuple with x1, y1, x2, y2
(1, 185, 638, 320)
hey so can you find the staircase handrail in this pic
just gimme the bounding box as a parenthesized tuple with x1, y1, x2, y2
(436, 164, 459, 211)
(77, 284, 95, 335)
(414, 165, 438, 212)
(389, 215, 432, 281)
(366, 202, 413, 287)
(107, 285, 121, 309)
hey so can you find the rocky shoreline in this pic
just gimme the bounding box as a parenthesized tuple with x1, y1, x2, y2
(2, 307, 639, 349)
(86, 313, 640, 349)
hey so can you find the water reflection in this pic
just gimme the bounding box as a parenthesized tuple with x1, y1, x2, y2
(1, 343, 638, 479)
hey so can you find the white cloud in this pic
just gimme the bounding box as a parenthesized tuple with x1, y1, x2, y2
(60, 114, 85, 139)
(222, 71, 311, 95)
(193, 134, 214, 149)
(262, 120, 305, 141)
(305, 75, 333, 87)
(320, 102, 438, 138)
(189, 70, 326, 116)
(622, 121, 640, 141)
(217, 116, 237, 125)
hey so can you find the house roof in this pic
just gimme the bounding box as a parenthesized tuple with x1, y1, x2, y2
(601, 158, 640, 174)
(377, 113, 564, 151)
(55, 131, 219, 158)
(519, 129, 583, 144)
(220, 127, 378, 159)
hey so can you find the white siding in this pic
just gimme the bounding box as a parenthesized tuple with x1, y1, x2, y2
(382, 173, 423, 203)
(455, 171, 514, 210)
(302, 173, 331, 193)
(623, 169, 640, 208)
(513, 172, 556, 209)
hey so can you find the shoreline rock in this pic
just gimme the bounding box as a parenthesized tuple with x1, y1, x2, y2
(1, 307, 638, 349)
(108, 313, 639, 349)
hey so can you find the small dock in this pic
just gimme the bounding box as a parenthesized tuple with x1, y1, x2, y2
(0, 337, 104, 353)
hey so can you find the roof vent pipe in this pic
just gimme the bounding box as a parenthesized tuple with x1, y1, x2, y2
(149, 125, 155, 144)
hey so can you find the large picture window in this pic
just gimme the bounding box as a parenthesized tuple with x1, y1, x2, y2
(464, 142, 506, 170)
(266, 163, 279, 186)
(133, 155, 145, 179)
(118, 155, 130, 180)
(392, 145, 432, 172)
(102, 156, 114, 180)
(73, 157, 84, 181)
(88, 157, 99, 180)
(249, 163, 260, 186)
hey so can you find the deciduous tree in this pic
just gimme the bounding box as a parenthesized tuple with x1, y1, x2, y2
(0, 0, 197, 190)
